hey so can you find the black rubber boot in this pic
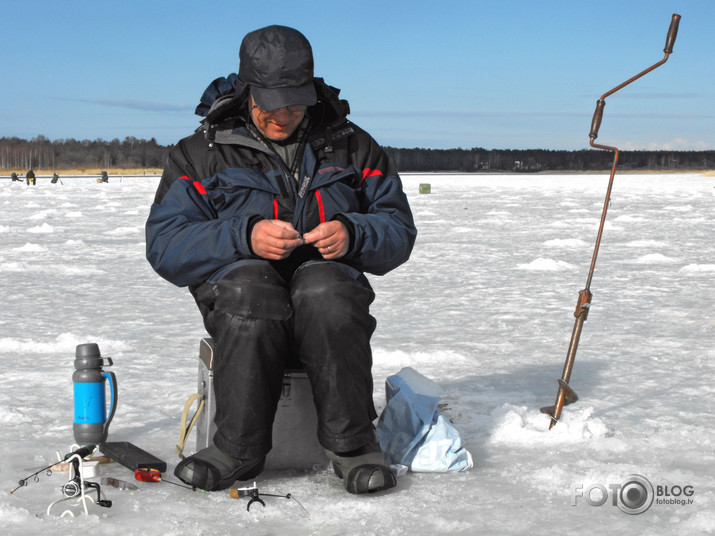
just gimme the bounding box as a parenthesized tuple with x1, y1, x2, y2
(174, 446, 265, 491)
(326, 439, 397, 494)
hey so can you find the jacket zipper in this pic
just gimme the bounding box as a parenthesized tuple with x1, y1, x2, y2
(246, 123, 296, 210)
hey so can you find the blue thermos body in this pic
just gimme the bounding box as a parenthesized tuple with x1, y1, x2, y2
(73, 343, 118, 444)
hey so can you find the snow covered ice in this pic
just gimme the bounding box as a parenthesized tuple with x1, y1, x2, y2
(1, 173, 713, 535)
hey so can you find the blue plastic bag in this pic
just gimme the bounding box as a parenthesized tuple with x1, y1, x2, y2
(376, 367, 473, 472)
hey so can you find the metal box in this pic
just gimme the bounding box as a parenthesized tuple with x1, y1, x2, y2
(195, 338, 327, 470)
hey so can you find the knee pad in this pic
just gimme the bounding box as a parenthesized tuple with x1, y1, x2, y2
(290, 263, 375, 329)
(215, 263, 292, 320)
(291, 262, 374, 304)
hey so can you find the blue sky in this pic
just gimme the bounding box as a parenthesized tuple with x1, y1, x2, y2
(1, 0, 712, 150)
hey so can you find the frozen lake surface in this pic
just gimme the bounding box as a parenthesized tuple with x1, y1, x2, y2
(1, 172, 713, 535)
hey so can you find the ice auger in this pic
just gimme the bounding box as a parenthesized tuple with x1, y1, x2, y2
(542, 14, 681, 429)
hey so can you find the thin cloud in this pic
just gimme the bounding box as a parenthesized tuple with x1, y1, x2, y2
(577, 92, 703, 100)
(354, 109, 713, 120)
(91, 98, 194, 112)
(355, 110, 585, 119)
(53, 96, 194, 113)
(616, 92, 701, 99)
(619, 137, 714, 151)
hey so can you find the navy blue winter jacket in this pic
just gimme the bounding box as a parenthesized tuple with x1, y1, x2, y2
(146, 78, 416, 288)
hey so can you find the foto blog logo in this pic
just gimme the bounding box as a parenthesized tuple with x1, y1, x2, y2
(573, 474, 695, 515)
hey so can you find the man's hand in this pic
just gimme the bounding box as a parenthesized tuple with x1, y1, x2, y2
(303, 220, 349, 259)
(251, 220, 304, 260)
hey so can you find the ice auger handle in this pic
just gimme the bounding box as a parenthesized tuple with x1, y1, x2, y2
(664, 14, 681, 54)
(589, 100, 605, 140)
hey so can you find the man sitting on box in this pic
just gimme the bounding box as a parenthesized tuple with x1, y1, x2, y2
(145, 25, 416, 494)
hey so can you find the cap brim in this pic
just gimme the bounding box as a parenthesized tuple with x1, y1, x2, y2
(251, 82, 317, 111)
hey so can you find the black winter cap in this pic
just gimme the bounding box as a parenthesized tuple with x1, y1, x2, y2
(238, 25, 317, 111)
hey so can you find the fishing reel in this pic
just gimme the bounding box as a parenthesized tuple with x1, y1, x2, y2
(47, 446, 112, 516)
(61, 474, 112, 508)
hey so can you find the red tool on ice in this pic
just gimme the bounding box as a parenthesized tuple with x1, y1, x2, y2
(541, 14, 681, 430)
(134, 468, 162, 482)
(134, 468, 193, 489)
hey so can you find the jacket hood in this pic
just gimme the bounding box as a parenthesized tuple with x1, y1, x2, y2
(195, 75, 350, 130)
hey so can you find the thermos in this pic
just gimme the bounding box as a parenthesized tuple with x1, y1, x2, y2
(73, 343, 118, 444)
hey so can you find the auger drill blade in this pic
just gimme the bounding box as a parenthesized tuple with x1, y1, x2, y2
(540, 379, 579, 416)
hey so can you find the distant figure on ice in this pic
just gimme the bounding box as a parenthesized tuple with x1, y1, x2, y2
(51, 173, 60, 184)
(100, 171, 109, 183)
(26, 169, 36, 185)
(11, 172, 19, 182)
(146, 25, 416, 494)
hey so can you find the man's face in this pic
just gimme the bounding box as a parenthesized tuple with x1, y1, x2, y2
(250, 95, 307, 141)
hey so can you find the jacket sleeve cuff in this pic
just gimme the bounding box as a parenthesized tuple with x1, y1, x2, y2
(246, 215, 265, 256)
(333, 214, 355, 256)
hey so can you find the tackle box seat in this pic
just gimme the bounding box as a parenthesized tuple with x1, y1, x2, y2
(195, 338, 328, 470)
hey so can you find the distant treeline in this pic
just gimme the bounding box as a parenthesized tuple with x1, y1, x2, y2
(384, 147, 715, 172)
(0, 136, 167, 170)
(1, 136, 713, 172)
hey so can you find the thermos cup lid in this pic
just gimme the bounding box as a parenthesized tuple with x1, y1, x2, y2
(76, 343, 101, 358)
(74, 343, 104, 369)
(74, 342, 102, 358)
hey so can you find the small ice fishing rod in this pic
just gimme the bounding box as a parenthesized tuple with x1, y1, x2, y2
(10, 444, 96, 494)
(542, 14, 681, 429)
(230, 483, 309, 515)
